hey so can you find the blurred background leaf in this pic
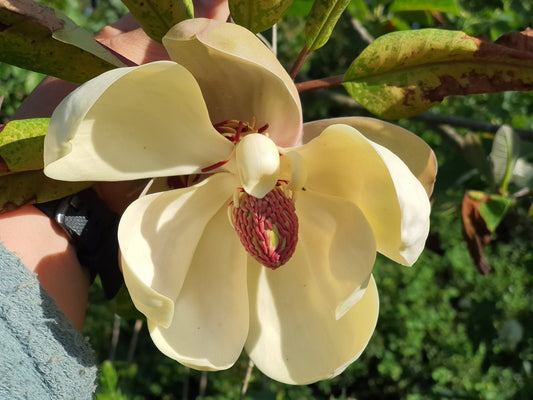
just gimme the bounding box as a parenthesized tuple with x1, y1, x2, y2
(120, 0, 193, 43)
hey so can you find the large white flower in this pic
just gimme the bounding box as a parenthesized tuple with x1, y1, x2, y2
(44, 18, 436, 384)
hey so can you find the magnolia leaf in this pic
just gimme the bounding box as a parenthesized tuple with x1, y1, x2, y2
(305, 0, 350, 51)
(511, 158, 533, 188)
(461, 191, 492, 275)
(0, 0, 124, 83)
(0, 119, 49, 176)
(478, 194, 513, 232)
(489, 125, 520, 188)
(229, 0, 294, 33)
(343, 29, 533, 119)
(389, 0, 460, 14)
(121, 0, 193, 43)
(0, 170, 91, 213)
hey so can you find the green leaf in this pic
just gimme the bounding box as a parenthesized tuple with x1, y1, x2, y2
(285, 0, 314, 17)
(305, 0, 350, 51)
(489, 125, 520, 190)
(229, 0, 294, 33)
(389, 0, 460, 14)
(343, 29, 533, 119)
(0, 170, 91, 212)
(478, 195, 513, 232)
(0, 119, 49, 176)
(121, 0, 193, 43)
(0, 0, 124, 83)
(112, 285, 145, 320)
(346, 0, 369, 21)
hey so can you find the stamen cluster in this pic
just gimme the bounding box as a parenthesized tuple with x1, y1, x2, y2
(214, 117, 269, 144)
(231, 185, 298, 269)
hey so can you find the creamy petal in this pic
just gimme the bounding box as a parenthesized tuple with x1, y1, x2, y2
(119, 173, 238, 328)
(148, 201, 248, 370)
(294, 124, 430, 265)
(163, 18, 302, 147)
(246, 261, 378, 385)
(302, 117, 437, 196)
(236, 134, 280, 198)
(44, 61, 233, 182)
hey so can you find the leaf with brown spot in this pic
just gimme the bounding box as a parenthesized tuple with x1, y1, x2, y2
(461, 191, 492, 275)
(0, 170, 91, 213)
(343, 28, 533, 119)
(0, 0, 124, 83)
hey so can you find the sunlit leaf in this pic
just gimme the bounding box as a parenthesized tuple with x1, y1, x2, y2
(343, 29, 533, 119)
(0, 119, 49, 176)
(511, 158, 533, 188)
(0, 170, 91, 213)
(121, 0, 193, 43)
(478, 194, 513, 232)
(229, 0, 293, 33)
(389, 0, 460, 14)
(305, 0, 350, 51)
(346, 0, 369, 21)
(0, 0, 124, 83)
(489, 125, 520, 189)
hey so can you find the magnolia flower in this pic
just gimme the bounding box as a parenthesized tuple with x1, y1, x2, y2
(44, 19, 436, 384)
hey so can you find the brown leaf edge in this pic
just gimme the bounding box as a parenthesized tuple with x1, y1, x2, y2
(461, 192, 492, 275)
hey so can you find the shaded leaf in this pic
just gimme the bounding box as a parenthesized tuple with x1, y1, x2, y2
(0, 170, 91, 213)
(305, 0, 350, 51)
(121, 0, 193, 43)
(461, 191, 492, 275)
(489, 125, 520, 188)
(343, 29, 533, 119)
(229, 0, 293, 33)
(478, 194, 513, 232)
(0, 0, 124, 83)
(0, 118, 49, 176)
(389, 0, 460, 14)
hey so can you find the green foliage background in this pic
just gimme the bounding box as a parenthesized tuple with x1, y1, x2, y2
(1, 0, 533, 399)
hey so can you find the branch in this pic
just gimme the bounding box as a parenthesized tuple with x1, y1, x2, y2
(321, 91, 533, 141)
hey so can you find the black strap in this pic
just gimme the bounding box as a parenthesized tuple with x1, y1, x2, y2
(35, 189, 123, 299)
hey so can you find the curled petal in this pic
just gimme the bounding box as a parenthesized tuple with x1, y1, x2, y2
(302, 117, 437, 196)
(163, 19, 302, 147)
(44, 61, 233, 182)
(295, 124, 430, 265)
(236, 134, 280, 198)
(119, 173, 238, 328)
(148, 203, 249, 370)
(246, 261, 379, 385)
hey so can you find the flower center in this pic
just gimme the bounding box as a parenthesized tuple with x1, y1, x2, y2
(230, 183, 298, 269)
(213, 117, 269, 144)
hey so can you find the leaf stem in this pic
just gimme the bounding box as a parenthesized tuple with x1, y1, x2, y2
(295, 75, 344, 93)
(289, 45, 311, 79)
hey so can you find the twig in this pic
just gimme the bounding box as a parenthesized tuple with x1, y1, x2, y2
(109, 314, 121, 361)
(126, 319, 143, 363)
(199, 371, 208, 398)
(320, 91, 533, 141)
(182, 367, 190, 400)
(296, 75, 344, 92)
(289, 45, 311, 79)
(240, 359, 255, 400)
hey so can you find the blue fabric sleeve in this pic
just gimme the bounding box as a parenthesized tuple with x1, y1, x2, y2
(0, 242, 97, 399)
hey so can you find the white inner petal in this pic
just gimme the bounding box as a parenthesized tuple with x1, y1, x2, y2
(236, 134, 280, 198)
